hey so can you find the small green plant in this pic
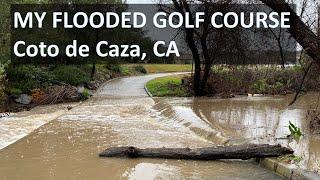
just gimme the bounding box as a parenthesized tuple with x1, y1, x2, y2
(105, 63, 122, 73)
(120, 66, 130, 75)
(269, 81, 285, 94)
(289, 121, 302, 141)
(81, 88, 90, 100)
(290, 155, 303, 163)
(251, 79, 269, 94)
(279, 154, 303, 164)
(133, 65, 147, 74)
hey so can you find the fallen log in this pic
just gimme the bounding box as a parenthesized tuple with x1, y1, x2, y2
(99, 144, 293, 160)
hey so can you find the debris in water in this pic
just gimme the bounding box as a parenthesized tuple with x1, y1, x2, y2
(0, 112, 10, 118)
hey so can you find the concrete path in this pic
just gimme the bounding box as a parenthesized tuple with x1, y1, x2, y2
(96, 73, 185, 97)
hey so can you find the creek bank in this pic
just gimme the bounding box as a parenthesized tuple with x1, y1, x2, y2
(146, 65, 319, 98)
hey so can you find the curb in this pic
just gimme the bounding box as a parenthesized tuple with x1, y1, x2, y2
(94, 76, 127, 96)
(144, 83, 153, 97)
(259, 158, 320, 179)
(143, 72, 190, 97)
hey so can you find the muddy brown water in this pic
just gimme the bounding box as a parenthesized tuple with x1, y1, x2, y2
(153, 93, 320, 172)
(2, 74, 316, 179)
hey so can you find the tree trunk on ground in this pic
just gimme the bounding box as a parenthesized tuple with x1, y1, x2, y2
(99, 144, 293, 160)
(261, 0, 320, 64)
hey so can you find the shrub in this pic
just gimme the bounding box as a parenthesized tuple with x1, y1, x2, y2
(105, 63, 122, 73)
(52, 66, 90, 86)
(270, 81, 285, 94)
(120, 66, 130, 75)
(133, 65, 147, 74)
(6, 65, 53, 93)
(251, 79, 269, 94)
(103, 63, 133, 75)
(81, 88, 90, 100)
(7, 87, 22, 96)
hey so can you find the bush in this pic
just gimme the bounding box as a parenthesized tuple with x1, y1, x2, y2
(251, 79, 269, 94)
(270, 81, 285, 94)
(120, 66, 130, 75)
(133, 65, 147, 74)
(52, 66, 90, 86)
(104, 63, 133, 75)
(195, 65, 319, 96)
(6, 65, 54, 93)
(105, 63, 122, 73)
(6, 65, 91, 93)
(81, 88, 90, 100)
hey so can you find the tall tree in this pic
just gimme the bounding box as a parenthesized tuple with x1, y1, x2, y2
(172, 0, 203, 96)
(170, 0, 248, 96)
(260, 0, 320, 64)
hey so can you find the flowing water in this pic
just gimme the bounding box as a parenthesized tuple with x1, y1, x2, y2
(153, 94, 320, 172)
(2, 73, 315, 179)
(0, 103, 79, 150)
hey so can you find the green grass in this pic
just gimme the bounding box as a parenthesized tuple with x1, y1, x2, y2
(146, 75, 191, 97)
(125, 64, 192, 73)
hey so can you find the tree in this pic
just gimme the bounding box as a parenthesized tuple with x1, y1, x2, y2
(171, 0, 203, 96)
(170, 1, 252, 96)
(171, 0, 239, 96)
(170, 0, 319, 96)
(260, 0, 320, 65)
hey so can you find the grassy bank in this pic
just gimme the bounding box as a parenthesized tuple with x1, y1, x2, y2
(146, 75, 191, 97)
(146, 65, 320, 97)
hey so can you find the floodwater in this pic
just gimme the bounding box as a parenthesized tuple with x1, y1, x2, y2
(0, 73, 302, 179)
(0, 103, 79, 149)
(153, 93, 320, 172)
